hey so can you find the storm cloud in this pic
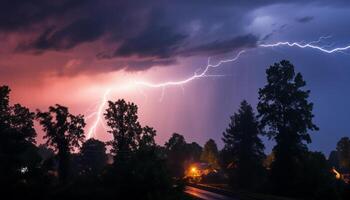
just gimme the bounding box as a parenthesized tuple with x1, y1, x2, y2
(114, 25, 187, 58)
(180, 34, 259, 56)
(1, 0, 350, 74)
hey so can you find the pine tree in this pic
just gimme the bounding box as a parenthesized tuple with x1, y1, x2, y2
(223, 100, 265, 189)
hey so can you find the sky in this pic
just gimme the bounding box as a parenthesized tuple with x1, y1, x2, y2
(1, 0, 350, 156)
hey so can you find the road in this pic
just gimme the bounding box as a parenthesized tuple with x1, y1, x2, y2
(185, 186, 238, 200)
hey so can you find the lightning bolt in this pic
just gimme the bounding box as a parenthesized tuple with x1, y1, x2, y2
(87, 88, 111, 139)
(87, 37, 350, 138)
(135, 50, 246, 88)
(259, 41, 350, 53)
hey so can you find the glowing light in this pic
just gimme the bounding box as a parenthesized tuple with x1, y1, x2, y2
(20, 167, 28, 174)
(87, 37, 350, 138)
(332, 168, 341, 179)
(191, 167, 197, 173)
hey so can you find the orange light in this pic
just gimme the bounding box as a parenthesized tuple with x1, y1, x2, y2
(191, 167, 197, 173)
(332, 168, 341, 179)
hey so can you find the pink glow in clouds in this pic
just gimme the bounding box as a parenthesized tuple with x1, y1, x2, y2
(1, 47, 229, 146)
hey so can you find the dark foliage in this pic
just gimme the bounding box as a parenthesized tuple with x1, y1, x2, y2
(103, 99, 182, 200)
(104, 99, 141, 162)
(36, 104, 85, 183)
(165, 133, 189, 177)
(300, 151, 340, 199)
(256, 61, 342, 199)
(337, 137, 350, 171)
(201, 139, 220, 169)
(79, 138, 107, 176)
(0, 85, 38, 191)
(258, 60, 318, 195)
(187, 142, 203, 162)
(222, 100, 266, 190)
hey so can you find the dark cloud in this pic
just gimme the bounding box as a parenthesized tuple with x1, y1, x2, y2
(14, 0, 155, 53)
(124, 58, 178, 71)
(6, 0, 332, 54)
(0, 0, 86, 31)
(180, 34, 259, 56)
(2, 0, 350, 73)
(296, 16, 314, 23)
(17, 19, 105, 52)
(114, 25, 187, 58)
(261, 24, 288, 41)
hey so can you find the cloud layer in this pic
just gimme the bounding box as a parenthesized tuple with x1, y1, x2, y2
(1, 0, 350, 154)
(1, 0, 350, 76)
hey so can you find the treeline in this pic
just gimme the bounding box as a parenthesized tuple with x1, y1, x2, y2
(0, 60, 349, 199)
(223, 60, 349, 200)
(0, 90, 185, 199)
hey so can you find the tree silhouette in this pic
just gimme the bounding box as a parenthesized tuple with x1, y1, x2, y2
(103, 99, 179, 199)
(328, 150, 340, 169)
(336, 137, 350, 171)
(37, 144, 55, 162)
(165, 133, 186, 151)
(301, 151, 339, 200)
(79, 138, 107, 175)
(0, 85, 37, 187)
(138, 126, 157, 149)
(130, 127, 176, 200)
(201, 139, 220, 169)
(36, 104, 85, 183)
(257, 60, 318, 195)
(186, 142, 202, 162)
(165, 133, 188, 177)
(104, 99, 142, 163)
(222, 100, 265, 189)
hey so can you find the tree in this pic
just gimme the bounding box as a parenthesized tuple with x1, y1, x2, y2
(201, 139, 220, 169)
(165, 133, 188, 177)
(300, 151, 340, 200)
(336, 137, 350, 171)
(79, 138, 107, 175)
(328, 150, 340, 169)
(103, 99, 178, 199)
(186, 142, 202, 162)
(257, 60, 318, 195)
(129, 127, 176, 200)
(0, 85, 37, 186)
(222, 100, 265, 189)
(165, 134, 203, 177)
(104, 99, 142, 162)
(36, 104, 85, 183)
(37, 144, 55, 162)
(138, 126, 157, 150)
